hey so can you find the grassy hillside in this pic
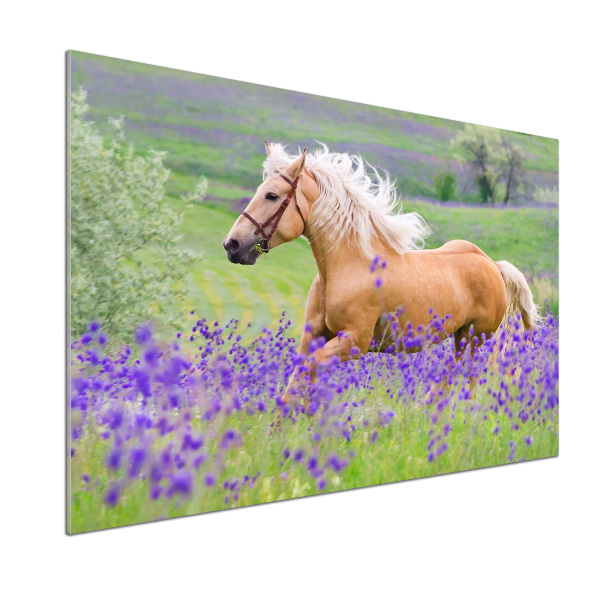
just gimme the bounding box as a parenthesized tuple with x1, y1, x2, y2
(70, 51, 558, 204)
(69, 51, 559, 335)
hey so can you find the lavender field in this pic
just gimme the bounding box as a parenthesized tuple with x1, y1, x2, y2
(68, 52, 559, 532)
(69, 309, 558, 533)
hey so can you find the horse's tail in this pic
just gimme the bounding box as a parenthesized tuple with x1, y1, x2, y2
(496, 260, 541, 330)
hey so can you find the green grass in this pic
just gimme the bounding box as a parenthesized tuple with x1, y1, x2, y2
(71, 50, 559, 194)
(407, 199, 559, 277)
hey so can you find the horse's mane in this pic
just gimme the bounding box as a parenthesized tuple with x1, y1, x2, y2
(263, 143, 431, 261)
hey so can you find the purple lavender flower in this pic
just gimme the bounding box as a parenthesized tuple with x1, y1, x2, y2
(170, 470, 193, 496)
(104, 486, 119, 506)
(128, 447, 146, 477)
(143, 345, 160, 366)
(107, 447, 122, 471)
(135, 324, 152, 345)
(327, 455, 348, 472)
(370, 255, 380, 272)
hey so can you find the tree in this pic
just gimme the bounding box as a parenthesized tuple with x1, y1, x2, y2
(497, 138, 525, 205)
(452, 124, 500, 204)
(69, 89, 204, 340)
(452, 124, 525, 204)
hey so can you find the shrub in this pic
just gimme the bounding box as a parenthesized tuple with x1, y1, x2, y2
(182, 176, 209, 203)
(532, 186, 559, 205)
(433, 163, 457, 202)
(69, 89, 202, 341)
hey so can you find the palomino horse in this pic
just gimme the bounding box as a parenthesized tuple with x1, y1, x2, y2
(223, 143, 540, 399)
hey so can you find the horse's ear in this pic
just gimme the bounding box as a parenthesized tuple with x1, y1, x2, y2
(264, 140, 271, 156)
(287, 148, 307, 179)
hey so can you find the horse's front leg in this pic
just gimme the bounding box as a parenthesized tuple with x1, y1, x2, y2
(283, 327, 371, 406)
(282, 274, 328, 405)
(282, 326, 321, 404)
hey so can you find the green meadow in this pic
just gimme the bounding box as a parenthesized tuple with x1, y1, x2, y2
(70, 50, 558, 334)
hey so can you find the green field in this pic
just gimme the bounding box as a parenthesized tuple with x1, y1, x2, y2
(70, 51, 559, 203)
(70, 51, 558, 335)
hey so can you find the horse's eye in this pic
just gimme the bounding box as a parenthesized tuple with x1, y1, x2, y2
(265, 193, 278, 201)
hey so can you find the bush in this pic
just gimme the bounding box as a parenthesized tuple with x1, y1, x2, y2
(433, 164, 457, 202)
(182, 175, 209, 203)
(69, 89, 202, 341)
(532, 186, 559, 205)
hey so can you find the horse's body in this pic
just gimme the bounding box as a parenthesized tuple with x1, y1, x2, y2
(305, 238, 509, 352)
(224, 143, 539, 399)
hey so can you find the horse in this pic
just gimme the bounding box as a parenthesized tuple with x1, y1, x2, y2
(223, 142, 540, 401)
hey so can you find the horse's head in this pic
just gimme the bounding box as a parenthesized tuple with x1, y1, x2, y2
(223, 143, 311, 265)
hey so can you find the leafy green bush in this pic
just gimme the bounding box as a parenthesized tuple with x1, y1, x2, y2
(69, 89, 203, 340)
(433, 163, 457, 202)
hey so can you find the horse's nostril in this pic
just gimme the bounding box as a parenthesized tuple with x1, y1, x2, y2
(224, 238, 240, 254)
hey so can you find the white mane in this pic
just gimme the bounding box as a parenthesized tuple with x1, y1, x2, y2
(263, 143, 431, 261)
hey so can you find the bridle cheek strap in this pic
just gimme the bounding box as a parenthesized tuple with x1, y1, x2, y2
(241, 171, 307, 253)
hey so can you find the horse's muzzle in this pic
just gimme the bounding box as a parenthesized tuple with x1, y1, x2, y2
(223, 238, 260, 265)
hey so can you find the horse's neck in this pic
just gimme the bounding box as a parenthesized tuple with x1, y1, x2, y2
(307, 231, 364, 286)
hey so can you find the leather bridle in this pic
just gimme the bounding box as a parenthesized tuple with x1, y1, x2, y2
(241, 170, 307, 253)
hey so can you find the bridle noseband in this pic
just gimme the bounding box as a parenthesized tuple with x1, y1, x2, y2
(241, 170, 307, 253)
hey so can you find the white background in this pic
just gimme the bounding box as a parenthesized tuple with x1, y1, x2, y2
(2, 1, 599, 598)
